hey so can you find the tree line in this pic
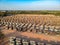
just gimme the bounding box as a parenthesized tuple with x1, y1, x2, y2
(0, 10, 60, 17)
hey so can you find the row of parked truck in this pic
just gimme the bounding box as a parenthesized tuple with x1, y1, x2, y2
(0, 21, 60, 35)
(9, 36, 60, 45)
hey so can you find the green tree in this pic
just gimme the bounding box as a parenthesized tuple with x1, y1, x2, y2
(0, 30, 5, 39)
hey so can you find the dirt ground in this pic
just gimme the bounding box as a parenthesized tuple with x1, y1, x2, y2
(1, 14, 60, 45)
(2, 30, 60, 42)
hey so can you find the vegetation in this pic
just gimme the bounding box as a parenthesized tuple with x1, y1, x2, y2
(0, 10, 60, 17)
(0, 30, 5, 39)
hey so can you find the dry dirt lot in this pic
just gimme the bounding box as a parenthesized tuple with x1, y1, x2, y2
(2, 29, 60, 42)
(1, 14, 60, 45)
